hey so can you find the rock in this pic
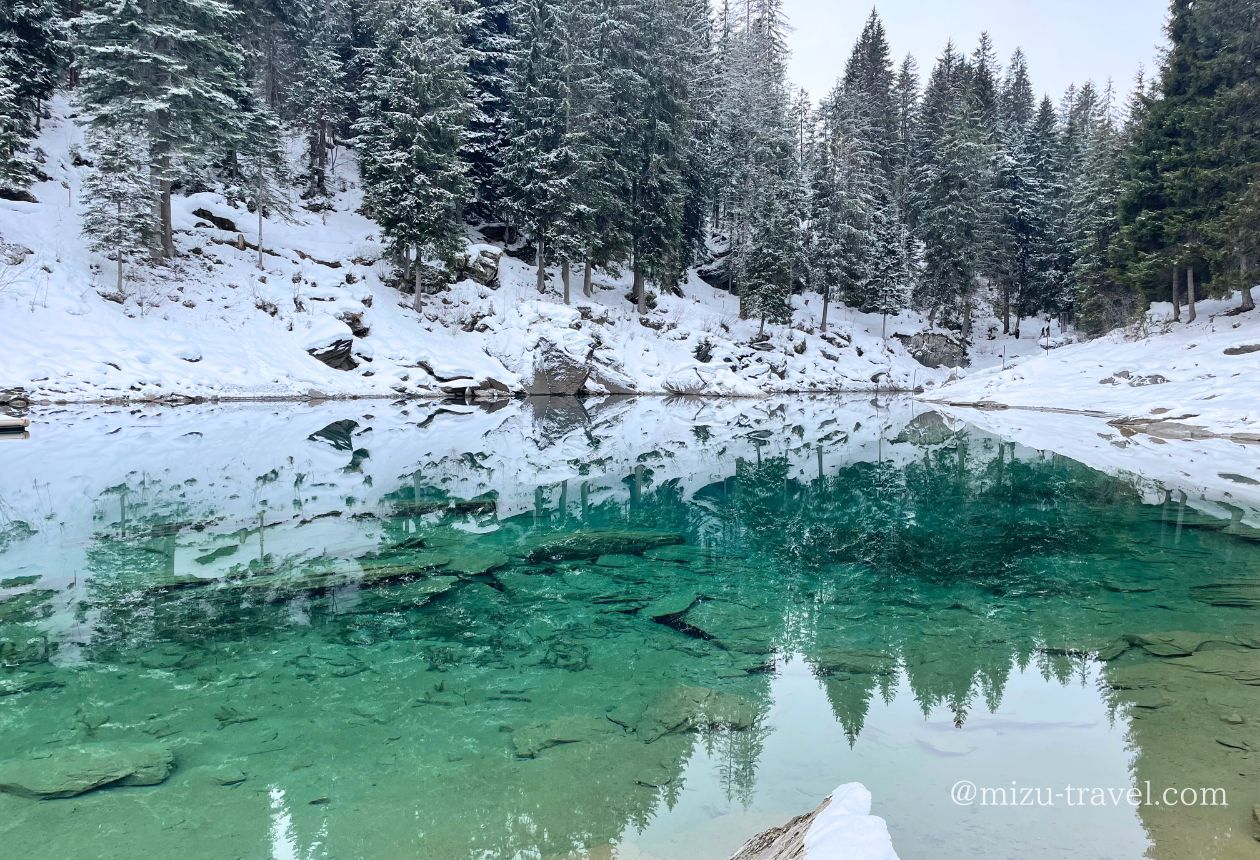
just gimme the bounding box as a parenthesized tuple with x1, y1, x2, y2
(1224, 344, 1260, 356)
(191, 207, 239, 232)
(729, 783, 897, 860)
(0, 589, 56, 623)
(809, 649, 898, 678)
(338, 311, 370, 337)
(894, 332, 969, 368)
(1252, 805, 1260, 842)
(445, 549, 509, 577)
(892, 411, 953, 446)
(642, 589, 701, 620)
(521, 530, 686, 562)
(1189, 582, 1260, 608)
(586, 362, 639, 395)
(0, 386, 30, 407)
(307, 338, 357, 371)
(1120, 631, 1253, 657)
(512, 714, 618, 758)
(0, 628, 52, 667)
(633, 685, 759, 742)
(524, 338, 589, 396)
(456, 245, 501, 287)
(0, 674, 64, 697)
(308, 419, 358, 451)
(0, 743, 174, 799)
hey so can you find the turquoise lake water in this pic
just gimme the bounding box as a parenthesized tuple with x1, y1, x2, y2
(0, 398, 1257, 859)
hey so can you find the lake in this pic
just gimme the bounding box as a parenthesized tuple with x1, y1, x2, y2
(1, 397, 1257, 859)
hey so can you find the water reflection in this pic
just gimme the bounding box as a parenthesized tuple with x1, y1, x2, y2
(0, 397, 1257, 859)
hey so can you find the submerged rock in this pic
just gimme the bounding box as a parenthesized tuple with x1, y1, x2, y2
(0, 742, 174, 799)
(521, 530, 686, 562)
(1190, 581, 1260, 608)
(641, 589, 701, 620)
(632, 685, 759, 742)
(512, 714, 619, 758)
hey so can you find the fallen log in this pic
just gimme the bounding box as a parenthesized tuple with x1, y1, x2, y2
(0, 416, 30, 433)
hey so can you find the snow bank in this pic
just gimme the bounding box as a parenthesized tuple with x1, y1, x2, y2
(925, 294, 1260, 436)
(805, 783, 899, 860)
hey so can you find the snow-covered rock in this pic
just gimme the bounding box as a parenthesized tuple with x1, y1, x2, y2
(728, 782, 899, 860)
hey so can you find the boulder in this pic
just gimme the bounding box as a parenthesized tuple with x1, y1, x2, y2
(633, 685, 759, 742)
(586, 362, 639, 395)
(524, 338, 589, 396)
(307, 338, 357, 371)
(729, 784, 898, 860)
(1224, 344, 1260, 356)
(642, 589, 702, 620)
(191, 207, 239, 232)
(457, 245, 501, 287)
(0, 743, 174, 799)
(894, 332, 969, 369)
(521, 530, 686, 562)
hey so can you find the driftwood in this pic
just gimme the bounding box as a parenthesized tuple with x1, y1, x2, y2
(0, 416, 30, 432)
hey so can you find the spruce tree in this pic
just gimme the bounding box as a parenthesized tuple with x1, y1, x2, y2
(356, 0, 472, 312)
(77, 0, 253, 259)
(81, 127, 154, 296)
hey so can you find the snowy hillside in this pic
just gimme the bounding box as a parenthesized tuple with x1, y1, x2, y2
(0, 98, 1044, 406)
(926, 295, 1260, 437)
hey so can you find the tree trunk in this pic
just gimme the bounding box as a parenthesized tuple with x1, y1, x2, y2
(634, 265, 646, 315)
(1171, 266, 1181, 321)
(881, 311, 887, 343)
(535, 238, 546, 294)
(413, 248, 423, 313)
(115, 200, 124, 294)
(583, 260, 593, 297)
(561, 260, 570, 305)
(1240, 254, 1255, 312)
(256, 169, 265, 270)
(1001, 282, 1010, 334)
(1186, 266, 1197, 323)
(160, 178, 175, 259)
(820, 287, 830, 333)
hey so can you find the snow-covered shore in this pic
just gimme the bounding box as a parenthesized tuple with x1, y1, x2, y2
(1, 98, 1056, 406)
(926, 295, 1259, 439)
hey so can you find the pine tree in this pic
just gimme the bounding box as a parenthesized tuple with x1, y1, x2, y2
(77, 0, 253, 259)
(0, 0, 69, 133)
(499, 0, 576, 295)
(0, 64, 34, 195)
(81, 126, 154, 296)
(356, 0, 472, 312)
(459, 0, 515, 217)
(916, 94, 993, 335)
(287, 0, 352, 199)
(237, 100, 290, 270)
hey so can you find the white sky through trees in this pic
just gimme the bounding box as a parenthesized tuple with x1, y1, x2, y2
(783, 0, 1169, 103)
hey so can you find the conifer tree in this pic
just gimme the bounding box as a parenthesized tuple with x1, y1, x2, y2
(356, 0, 471, 311)
(81, 127, 154, 296)
(77, 0, 252, 259)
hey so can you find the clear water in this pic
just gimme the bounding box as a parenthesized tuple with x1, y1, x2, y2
(1, 398, 1257, 860)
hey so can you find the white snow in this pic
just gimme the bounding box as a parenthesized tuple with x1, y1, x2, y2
(1, 96, 1054, 405)
(805, 783, 899, 860)
(926, 294, 1260, 437)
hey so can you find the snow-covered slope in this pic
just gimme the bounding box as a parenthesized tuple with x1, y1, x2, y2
(925, 294, 1260, 437)
(0, 96, 1044, 405)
